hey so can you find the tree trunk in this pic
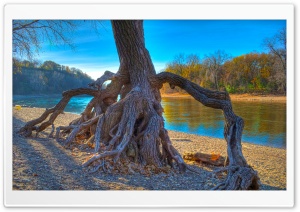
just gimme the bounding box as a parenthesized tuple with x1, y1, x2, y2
(18, 20, 260, 190)
(101, 20, 167, 166)
(214, 74, 219, 91)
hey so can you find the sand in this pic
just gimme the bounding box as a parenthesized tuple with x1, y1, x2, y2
(161, 92, 286, 102)
(12, 107, 286, 190)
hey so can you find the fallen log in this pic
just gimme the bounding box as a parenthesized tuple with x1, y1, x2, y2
(183, 152, 228, 166)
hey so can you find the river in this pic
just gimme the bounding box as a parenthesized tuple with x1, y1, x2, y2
(13, 95, 286, 149)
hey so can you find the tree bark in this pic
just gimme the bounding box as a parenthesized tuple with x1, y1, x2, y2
(111, 20, 161, 103)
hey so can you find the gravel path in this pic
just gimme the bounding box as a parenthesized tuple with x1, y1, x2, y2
(12, 107, 286, 190)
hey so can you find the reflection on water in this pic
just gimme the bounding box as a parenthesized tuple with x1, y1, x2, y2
(13, 95, 286, 149)
(162, 97, 286, 149)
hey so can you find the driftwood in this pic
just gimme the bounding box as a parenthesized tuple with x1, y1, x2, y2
(183, 152, 228, 166)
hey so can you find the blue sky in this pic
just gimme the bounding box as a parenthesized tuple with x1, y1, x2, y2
(37, 20, 286, 80)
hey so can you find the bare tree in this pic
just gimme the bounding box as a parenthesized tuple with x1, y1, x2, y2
(263, 27, 286, 93)
(203, 50, 230, 91)
(19, 20, 259, 190)
(13, 20, 79, 59)
(263, 27, 286, 72)
(167, 54, 186, 76)
(13, 20, 104, 60)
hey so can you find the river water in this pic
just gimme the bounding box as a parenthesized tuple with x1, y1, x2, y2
(13, 95, 286, 149)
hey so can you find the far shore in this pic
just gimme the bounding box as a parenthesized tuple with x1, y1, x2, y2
(161, 92, 286, 102)
(13, 92, 286, 103)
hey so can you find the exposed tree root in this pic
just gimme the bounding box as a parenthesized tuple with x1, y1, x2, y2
(82, 89, 190, 174)
(18, 71, 120, 141)
(153, 72, 261, 190)
(56, 115, 101, 147)
(17, 20, 259, 190)
(212, 166, 260, 190)
(18, 88, 99, 137)
(18, 70, 260, 190)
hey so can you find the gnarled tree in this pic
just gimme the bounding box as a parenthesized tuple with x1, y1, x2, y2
(18, 20, 260, 190)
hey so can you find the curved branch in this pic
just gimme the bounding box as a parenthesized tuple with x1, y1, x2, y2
(63, 115, 101, 146)
(154, 71, 260, 190)
(88, 70, 117, 90)
(154, 72, 230, 102)
(19, 88, 99, 137)
(62, 88, 99, 97)
(13, 20, 40, 31)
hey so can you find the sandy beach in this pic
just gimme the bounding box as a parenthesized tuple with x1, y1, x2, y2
(12, 107, 286, 190)
(161, 92, 286, 102)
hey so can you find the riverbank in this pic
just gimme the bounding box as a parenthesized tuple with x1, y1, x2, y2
(13, 107, 286, 190)
(161, 92, 286, 102)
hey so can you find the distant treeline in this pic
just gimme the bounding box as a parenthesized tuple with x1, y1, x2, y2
(162, 28, 286, 95)
(13, 58, 94, 95)
(162, 51, 286, 95)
